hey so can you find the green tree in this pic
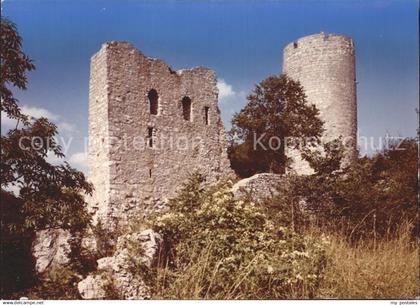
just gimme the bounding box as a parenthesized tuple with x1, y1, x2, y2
(229, 74, 324, 177)
(0, 19, 92, 296)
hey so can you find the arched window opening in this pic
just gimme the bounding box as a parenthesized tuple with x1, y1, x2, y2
(182, 96, 192, 121)
(148, 89, 158, 115)
(204, 106, 210, 125)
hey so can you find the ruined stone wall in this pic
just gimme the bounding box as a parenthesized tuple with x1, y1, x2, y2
(88, 48, 111, 224)
(89, 42, 232, 231)
(283, 33, 357, 174)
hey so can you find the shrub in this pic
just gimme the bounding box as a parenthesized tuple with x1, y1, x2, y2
(151, 174, 328, 299)
(282, 138, 418, 240)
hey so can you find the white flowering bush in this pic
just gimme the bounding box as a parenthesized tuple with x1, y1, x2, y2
(151, 173, 328, 299)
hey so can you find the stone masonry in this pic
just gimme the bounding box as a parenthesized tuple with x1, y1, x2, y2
(283, 33, 358, 174)
(88, 42, 232, 231)
(231, 173, 283, 203)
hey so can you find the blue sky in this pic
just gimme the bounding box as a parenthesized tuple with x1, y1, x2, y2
(2, 0, 418, 173)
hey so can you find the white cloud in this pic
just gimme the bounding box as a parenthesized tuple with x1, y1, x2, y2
(217, 79, 235, 99)
(1, 113, 17, 129)
(46, 151, 65, 165)
(21, 105, 60, 121)
(68, 151, 88, 174)
(47, 151, 88, 173)
(58, 122, 77, 133)
(215, 79, 249, 128)
(2, 105, 60, 131)
(68, 152, 88, 168)
(1, 105, 59, 130)
(1, 105, 77, 135)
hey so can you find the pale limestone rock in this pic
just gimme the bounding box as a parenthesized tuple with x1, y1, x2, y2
(81, 227, 98, 254)
(32, 229, 71, 274)
(77, 274, 107, 300)
(116, 229, 160, 267)
(78, 229, 161, 300)
(97, 256, 115, 271)
(231, 173, 283, 203)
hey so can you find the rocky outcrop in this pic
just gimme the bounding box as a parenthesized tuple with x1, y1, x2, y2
(78, 229, 161, 300)
(231, 173, 283, 203)
(81, 228, 98, 255)
(32, 229, 72, 274)
(77, 274, 107, 299)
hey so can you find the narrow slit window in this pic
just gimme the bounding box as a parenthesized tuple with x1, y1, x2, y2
(147, 127, 154, 148)
(204, 106, 210, 125)
(148, 89, 158, 115)
(149, 169, 152, 178)
(182, 96, 192, 121)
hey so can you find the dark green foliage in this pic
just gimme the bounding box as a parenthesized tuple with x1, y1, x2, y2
(92, 220, 117, 257)
(0, 191, 35, 297)
(2, 117, 93, 232)
(229, 74, 324, 177)
(261, 177, 312, 235)
(301, 137, 346, 176)
(12, 267, 82, 300)
(0, 19, 34, 122)
(0, 18, 92, 232)
(0, 19, 92, 298)
(228, 141, 270, 178)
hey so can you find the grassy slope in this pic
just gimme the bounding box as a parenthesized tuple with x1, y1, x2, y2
(152, 224, 419, 299)
(317, 224, 419, 299)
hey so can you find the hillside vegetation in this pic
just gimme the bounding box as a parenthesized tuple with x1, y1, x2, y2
(144, 138, 418, 299)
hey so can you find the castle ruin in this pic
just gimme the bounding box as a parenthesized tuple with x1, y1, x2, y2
(87, 33, 358, 230)
(88, 42, 231, 231)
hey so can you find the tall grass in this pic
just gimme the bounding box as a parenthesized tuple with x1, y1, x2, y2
(152, 243, 234, 299)
(316, 222, 419, 299)
(152, 245, 318, 300)
(151, 222, 418, 299)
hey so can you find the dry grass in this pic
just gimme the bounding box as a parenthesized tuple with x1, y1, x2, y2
(316, 223, 419, 299)
(152, 243, 249, 299)
(151, 223, 419, 299)
(152, 243, 269, 299)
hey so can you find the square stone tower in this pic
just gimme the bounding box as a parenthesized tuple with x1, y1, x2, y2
(88, 42, 232, 231)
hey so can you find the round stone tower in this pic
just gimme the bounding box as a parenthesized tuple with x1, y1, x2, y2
(283, 32, 357, 174)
